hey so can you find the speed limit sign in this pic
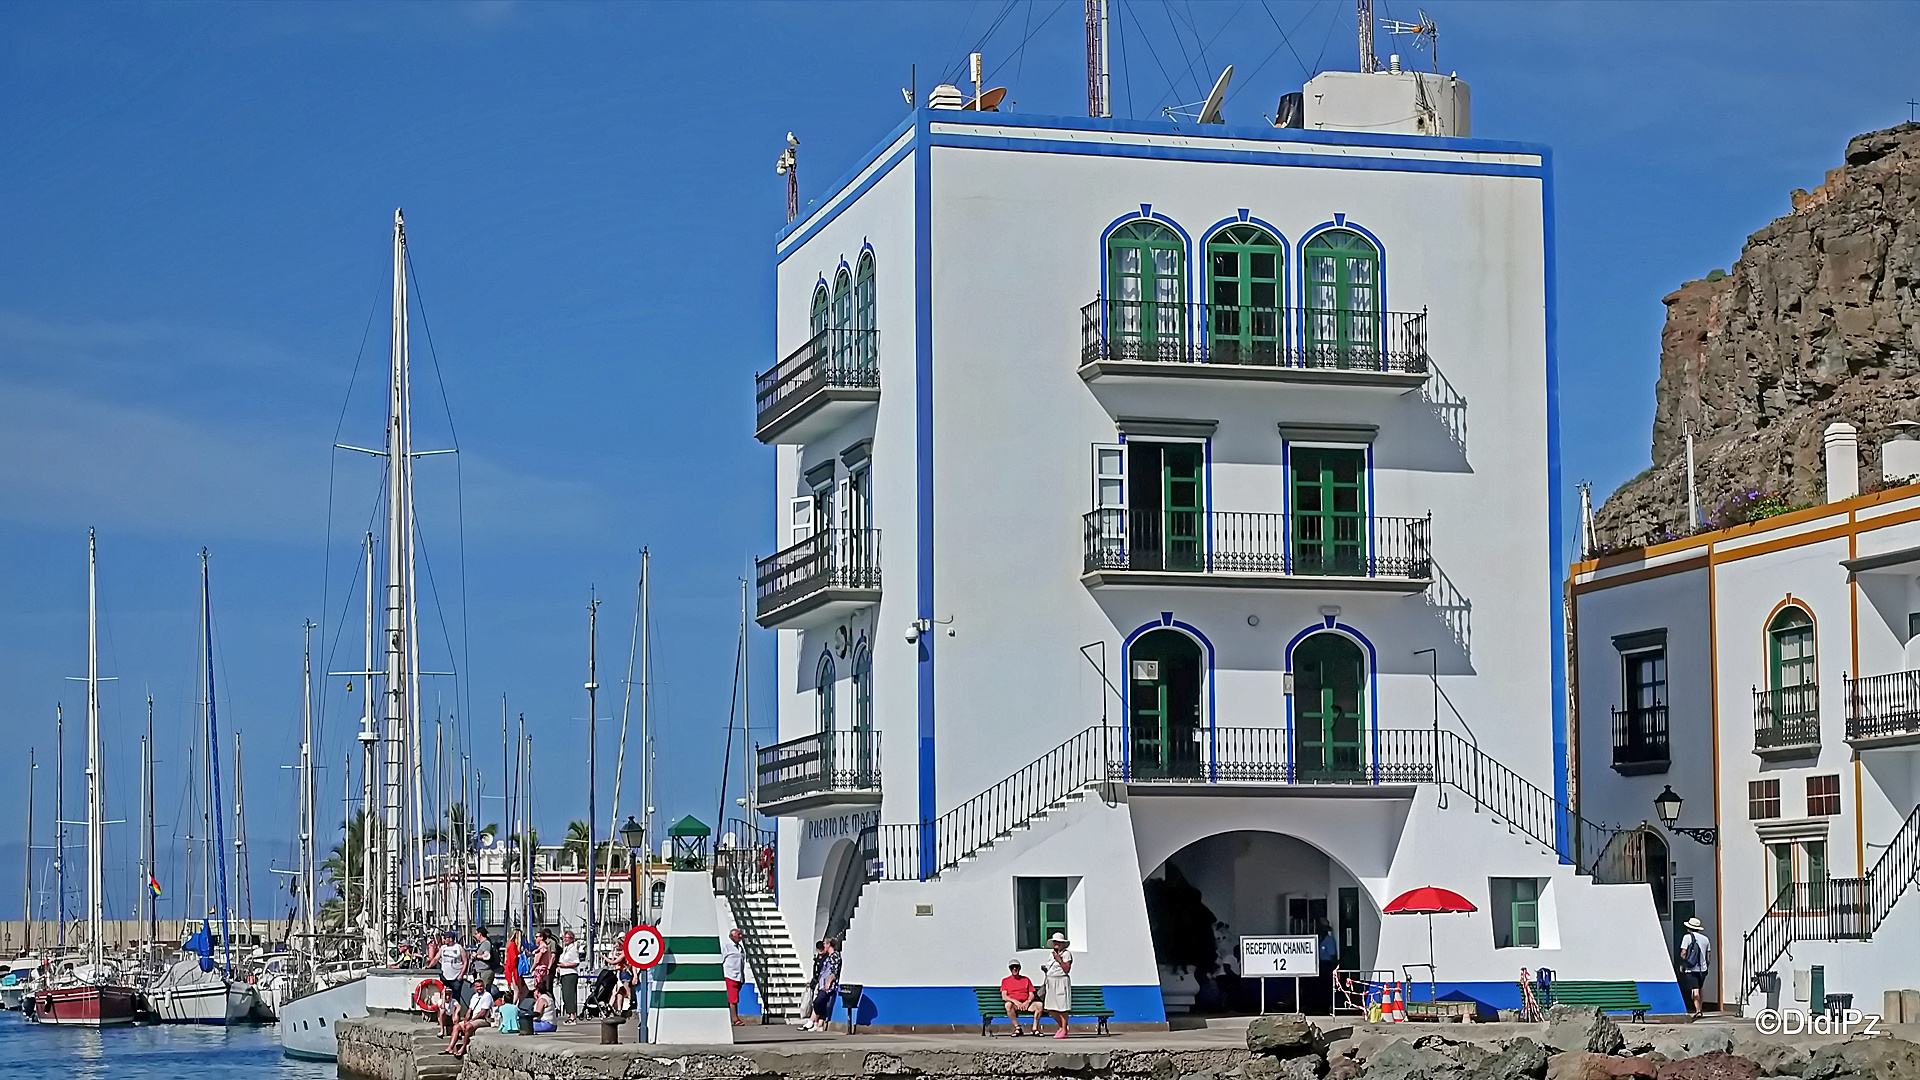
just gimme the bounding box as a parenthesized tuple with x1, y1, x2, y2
(622, 924, 666, 969)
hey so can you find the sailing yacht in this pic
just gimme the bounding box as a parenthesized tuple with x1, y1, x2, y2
(278, 209, 436, 1061)
(32, 532, 138, 1026)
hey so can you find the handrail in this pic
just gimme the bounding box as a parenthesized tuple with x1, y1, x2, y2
(1846, 670, 1920, 742)
(1083, 509, 1431, 579)
(755, 327, 879, 426)
(754, 528, 881, 621)
(870, 723, 1613, 881)
(755, 729, 881, 808)
(1080, 298, 1429, 373)
(1753, 685, 1821, 749)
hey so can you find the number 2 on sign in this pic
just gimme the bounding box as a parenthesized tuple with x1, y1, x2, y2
(623, 925, 665, 969)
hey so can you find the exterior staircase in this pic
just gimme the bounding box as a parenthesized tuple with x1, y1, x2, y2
(717, 823, 810, 1022)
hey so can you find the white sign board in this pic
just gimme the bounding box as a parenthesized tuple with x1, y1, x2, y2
(1240, 935, 1319, 977)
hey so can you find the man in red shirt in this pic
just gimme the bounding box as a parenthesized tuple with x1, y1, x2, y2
(1000, 960, 1042, 1035)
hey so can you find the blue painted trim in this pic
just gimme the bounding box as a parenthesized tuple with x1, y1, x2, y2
(845, 983, 1167, 1026)
(1097, 206, 1195, 343)
(1541, 146, 1570, 860)
(1365, 443, 1377, 571)
(930, 131, 1543, 181)
(1281, 438, 1292, 575)
(1121, 617, 1217, 777)
(919, 108, 1551, 159)
(1197, 213, 1291, 357)
(1283, 619, 1381, 782)
(913, 110, 937, 880)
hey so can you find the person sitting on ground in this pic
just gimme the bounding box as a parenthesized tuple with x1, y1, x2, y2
(1000, 960, 1043, 1035)
(495, 991, 521, 1035)
(531, 990, 559, 1033)
(445, 980, 495, 1056)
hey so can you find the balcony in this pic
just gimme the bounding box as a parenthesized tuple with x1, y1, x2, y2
(1080, 509, 1432, 593)
(1610, 706, 1670, 775)
(1847, 670, 1920, 749)
(756, 729, 881, 815)
(754, 528, 881, 629)
(1078, 299, 1429, 390)
(1753, 685, 1822, 759)
(754, 328, 879, 444)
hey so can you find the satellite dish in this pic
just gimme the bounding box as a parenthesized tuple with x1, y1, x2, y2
(960, 87, 1008, 112)
(1198, 65, 1233, 124)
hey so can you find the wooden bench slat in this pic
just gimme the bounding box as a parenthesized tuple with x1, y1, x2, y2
(973, 986, 1113, 1035)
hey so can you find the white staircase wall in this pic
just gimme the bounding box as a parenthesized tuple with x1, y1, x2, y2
(1747, 881, 1920, 1017)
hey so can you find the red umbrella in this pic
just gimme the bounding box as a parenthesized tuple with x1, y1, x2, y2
(1383, 887, 1478, 1000)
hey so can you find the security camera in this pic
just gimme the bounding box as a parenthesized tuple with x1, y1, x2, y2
(905, 624, 921, 644)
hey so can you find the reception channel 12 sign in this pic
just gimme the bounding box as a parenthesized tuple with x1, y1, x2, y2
(1239, 935, 1319, 976)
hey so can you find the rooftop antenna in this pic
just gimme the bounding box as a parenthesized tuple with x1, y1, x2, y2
(969, 51, 983, 109)
(1357, 0, 1377, 73)
(903, 65, 916, 110)
(1084, 0, 1111, 118)
(775, 133, 799, 224)
(1380, 9, 1439, 70)
(1165, 65, 1233, 124)
(1577, 482, 1596, 559)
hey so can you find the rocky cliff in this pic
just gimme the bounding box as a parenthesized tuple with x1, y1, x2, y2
(1593, 122, 1920, 548)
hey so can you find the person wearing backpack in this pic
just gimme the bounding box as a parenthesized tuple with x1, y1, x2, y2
(1677, 917, 1712, 1017)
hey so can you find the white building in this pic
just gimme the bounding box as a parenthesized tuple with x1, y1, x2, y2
(751, 70, 1677, 1026)
(1572, 424, 1920, 1017)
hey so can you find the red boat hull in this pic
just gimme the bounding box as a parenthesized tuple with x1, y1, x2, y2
(33, 984, 139, 1026)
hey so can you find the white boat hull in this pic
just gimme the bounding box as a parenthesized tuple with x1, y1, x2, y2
(277, 977, 366, 1062)
(146, 978, 260, 1025)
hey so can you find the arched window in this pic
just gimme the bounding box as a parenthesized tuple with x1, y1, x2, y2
(1128, 629, 1203, 780)
(854, 251, 877, 371)
(815, 651, 836, 734)
(649, 879, 666, 910)
(1303, 228, 1380, 367)
(851, 641, 874, 784)
(1767, 607, 1817, 733)
(809, 283, 830, 339)
(527, 886, 549, 926)
(1293, 632, 1365, 781)
(1106, 220, 1185, 358)
(830, 267, 854, 371)
(473, 887, 494, 929)
(1207, 224, 1283, 365)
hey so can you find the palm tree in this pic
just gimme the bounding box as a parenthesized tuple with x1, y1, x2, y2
(319, 808, 372, 933)
(560, 820, 590, 869)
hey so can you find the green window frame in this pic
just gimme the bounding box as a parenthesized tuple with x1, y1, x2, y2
(1293, 632, 1365, 781)
(815, 651, 836, 734)
(830, 267, 854, 371)
(854, 251, 877, 370)
(809, 283, 830, 338)
(1303, 228, 1380, 367)
(1510, 878, 1539, 948)
(1106, 220, 1185, 357)
(1125, 441, 1205, 572)
(1206, 224, 1283, 365)
(1767, 607, 1816, 726)
(1771, 842, 1794, 908)
(1291, 446, 1366, 576)
(1805, 840, 1827, 910)
(1016, 877, 1071, 951)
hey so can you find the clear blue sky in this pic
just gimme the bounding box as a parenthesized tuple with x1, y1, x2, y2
(2, 1, 1914, 926)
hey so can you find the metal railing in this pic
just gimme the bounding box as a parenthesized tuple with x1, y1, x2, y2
(1610, 706, 1670, 769)
(1847, 670, 1920, 743)
(755, 528, 881, 621)
(869, 724, 1612, 881)
(755, 729, 881, 809)
(1753, 685, 1821, 751)
(1080, 299, 1428, 374)
(715, 818, 776, 895)
(754, 327, 879, 433)
(1083, 509, 1432, 580)
(1741, 802, 1920, 994)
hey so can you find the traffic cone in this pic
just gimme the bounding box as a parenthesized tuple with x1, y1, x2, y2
(1389, 983, 1407, 1022)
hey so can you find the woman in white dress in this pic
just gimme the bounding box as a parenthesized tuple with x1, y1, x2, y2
(1040, 932, 1073, 1039)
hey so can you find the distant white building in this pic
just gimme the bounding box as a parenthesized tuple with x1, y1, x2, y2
(1572, 423, 1920, 1016)
(410, 844, 653, 936)
(750, 68, 1678, 1025)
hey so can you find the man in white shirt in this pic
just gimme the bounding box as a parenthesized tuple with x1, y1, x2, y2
(721, 928, 748, 1026)
(446, 981, 494, 1056)
(1677, 917, 1713, 1017)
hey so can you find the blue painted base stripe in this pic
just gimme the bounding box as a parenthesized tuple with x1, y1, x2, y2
(844, 984, 1165, 1026)
(1402, 979, 1686, 1017)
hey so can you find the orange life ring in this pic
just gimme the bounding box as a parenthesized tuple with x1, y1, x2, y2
(413, 977, 447, 1015)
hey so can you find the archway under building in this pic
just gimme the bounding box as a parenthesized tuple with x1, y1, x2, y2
(1143, 830, 1378, 1015)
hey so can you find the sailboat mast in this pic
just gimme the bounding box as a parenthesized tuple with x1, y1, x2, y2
(23, 749, 35, 954)
(381, 207, 413, 949)
(741, 577, 752, 821)
(640, 549, 651, 863)
(146, 697, 156, 947)
(236, 731, 254, 937)
(302, 621, 317, 949)
(55, 704, 64, 950)
(138, 730, 147, 955)
(360, 532, 378, 951)
(584, 592, 600, 965)
(86, 529, 102, 968)
(203, 550, 233, 975)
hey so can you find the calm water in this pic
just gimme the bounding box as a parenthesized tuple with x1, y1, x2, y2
(0, 1011, 334, 1079)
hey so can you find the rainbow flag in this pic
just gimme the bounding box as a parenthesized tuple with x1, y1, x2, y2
(147, 874, 162, 899)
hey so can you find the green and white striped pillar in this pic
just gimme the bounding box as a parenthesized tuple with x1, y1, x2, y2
(647, 870, 736, 1044)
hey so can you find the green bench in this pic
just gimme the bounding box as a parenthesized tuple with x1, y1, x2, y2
(1529, 979, 1651, 1021)
(973, 985, 1114, 1036)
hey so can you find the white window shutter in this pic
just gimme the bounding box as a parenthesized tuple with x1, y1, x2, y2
(790, 498, 814, 547)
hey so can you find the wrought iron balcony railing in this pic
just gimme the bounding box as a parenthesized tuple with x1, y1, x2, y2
(756, 729, 881, 812)
(1610, 705, 1670, 773)
(1080, 299, 1428, 375)
(1082, 509, 1431, 582)
(754, 527, 881, 628)
(1753, 685, 1821, 754)
(754, 328, 879, 442)
(1846, 670, 1920, 745)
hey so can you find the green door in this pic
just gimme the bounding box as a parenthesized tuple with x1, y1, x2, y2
(1303, 229, 1380, 367)
(1768, 608, 1816, 732)
(1207, 224, 1282, 365)
(1294, 632, 1364, 781)
(1337, 887, 1361, 972)
(1292, 447, 1365, 576)
(1127, 442, 1204, 572)
(1107, 221, 1185, 359)
(1129, 630, 1202, 779)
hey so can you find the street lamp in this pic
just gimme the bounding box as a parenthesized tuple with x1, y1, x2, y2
(1654, 785, 1716, 845)
(620, 816, 645, 928)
